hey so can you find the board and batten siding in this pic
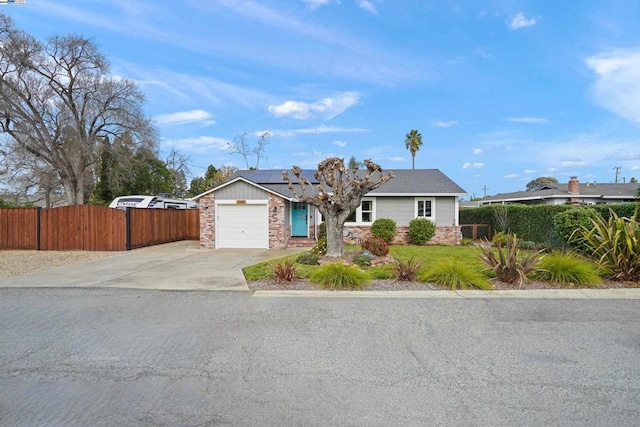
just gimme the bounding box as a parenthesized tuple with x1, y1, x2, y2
(215, 181, 269, 200)
(375, 196, 458, 227)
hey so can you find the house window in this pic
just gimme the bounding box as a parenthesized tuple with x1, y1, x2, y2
(361, 200, 373, 223)
(346, 198, 375, 224)
(415, 198, 435, 219)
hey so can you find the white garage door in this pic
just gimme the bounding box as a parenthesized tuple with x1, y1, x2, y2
(216, 203, 269, 248)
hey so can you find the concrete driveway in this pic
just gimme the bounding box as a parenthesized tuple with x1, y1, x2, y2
(0, 241, 303, 291)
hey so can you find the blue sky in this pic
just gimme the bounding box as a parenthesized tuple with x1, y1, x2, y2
(4, 0, 640, 198)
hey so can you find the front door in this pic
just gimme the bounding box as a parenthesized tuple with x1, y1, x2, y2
(291, 202, 308, 237)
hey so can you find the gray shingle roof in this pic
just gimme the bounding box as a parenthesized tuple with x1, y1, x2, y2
(483, 182, 639, 203)
(229, 168, 466, 197)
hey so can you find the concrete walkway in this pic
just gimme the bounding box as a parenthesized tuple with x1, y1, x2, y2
(0, 241, 304, 291)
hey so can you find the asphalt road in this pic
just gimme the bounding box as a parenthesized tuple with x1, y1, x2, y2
(1, 288, 639, 426)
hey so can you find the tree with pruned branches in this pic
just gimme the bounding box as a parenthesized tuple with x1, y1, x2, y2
(283, 157, 394, 257)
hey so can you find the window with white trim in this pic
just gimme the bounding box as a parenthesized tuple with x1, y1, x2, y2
(415, 198, 435, 219)
(346, 198, 375, 224)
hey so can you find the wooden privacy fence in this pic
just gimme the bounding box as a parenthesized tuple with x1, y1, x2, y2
(0, 208, 39, 250)
(0, 206, 199, 251)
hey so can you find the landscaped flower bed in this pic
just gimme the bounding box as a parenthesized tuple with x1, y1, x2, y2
(243, 244, 640, 291)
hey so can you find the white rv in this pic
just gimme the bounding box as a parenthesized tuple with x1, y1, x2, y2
(109, 195, 197, 210)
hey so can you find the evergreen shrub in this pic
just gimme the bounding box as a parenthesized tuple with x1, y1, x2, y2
(371, 218, 397, 243)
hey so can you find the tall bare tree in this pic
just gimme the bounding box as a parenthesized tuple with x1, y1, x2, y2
(0, 14, 156, 205)
(228, 131, 270, 169)
(1, 143, 65, 207)
(283, 157, 394, 257)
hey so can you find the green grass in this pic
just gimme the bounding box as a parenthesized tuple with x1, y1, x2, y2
(420, 259, 492, 290)
(243, 245, 489, 282)
(310, 262, 370, 290)
(533, 251, 602, 287)
(243, 255, 316, 281)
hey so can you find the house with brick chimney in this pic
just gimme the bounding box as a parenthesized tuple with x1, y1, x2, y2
(479, 177, 639, 206)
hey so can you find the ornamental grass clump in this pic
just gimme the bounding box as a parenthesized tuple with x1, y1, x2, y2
(533, 251, 601, 287)
(310, 262, 370, 290)
(270, 258, 298, 283)
(392, 256, 422, 281)
(574, 208, 640, 282)
(478, 233, 542, 286)
(420, 259, 491, 290)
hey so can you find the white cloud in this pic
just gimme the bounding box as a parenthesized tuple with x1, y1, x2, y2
(462, 162, 485, 169)
(270, 125, 369, 137)
(170, 136, 230, 153)
(155, 110, 215, 126)
(390, 157, 407, 162)
(268, 92, 360, 120)
(333, 140, 347, 148)
(473, 148, 483, 155)
(586, 49, 640, 125)
(524, 169, 538, 174)
(560, 159, 587, 167)
(123, 66, 274, 109)
(302, 0, 334, 9)
(507, 117, 549, 123)
(293, 150, 324, 157)
(358, 0, 378, 15)
(503, 173, 519, 179)
(432, 120, 458, 128)
(631, 165, 640, 171)
(508, 12, 536, 29)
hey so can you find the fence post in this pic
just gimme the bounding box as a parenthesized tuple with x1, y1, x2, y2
(36, 207, 41, 251)
(125, 208, 131, 251)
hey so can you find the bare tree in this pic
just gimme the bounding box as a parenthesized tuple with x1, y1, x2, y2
(164, 146, 190, 198)
(0, 14, 156, 205)
(2, 143, 64, 207)
(228, 131, 270, 169)
(283, 157, 394, 257)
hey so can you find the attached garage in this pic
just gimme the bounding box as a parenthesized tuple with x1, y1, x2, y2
(215, 202, 269, 249)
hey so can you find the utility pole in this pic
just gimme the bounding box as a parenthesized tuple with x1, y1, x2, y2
(482, 185, 489, 198)
(614, 166, 621, 183)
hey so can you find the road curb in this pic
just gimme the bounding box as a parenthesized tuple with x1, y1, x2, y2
(252, 289, 640, 299)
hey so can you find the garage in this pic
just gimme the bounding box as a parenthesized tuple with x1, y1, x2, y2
(216, 203, 269, 248)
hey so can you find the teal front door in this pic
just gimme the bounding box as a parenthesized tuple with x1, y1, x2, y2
(291, 203, 308, 236)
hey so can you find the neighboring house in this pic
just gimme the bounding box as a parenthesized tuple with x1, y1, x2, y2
(192, 169, 467, 249)
(480, 176, 639, 206)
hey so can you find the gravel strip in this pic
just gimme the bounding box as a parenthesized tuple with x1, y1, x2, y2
(0, 250, 118, 278)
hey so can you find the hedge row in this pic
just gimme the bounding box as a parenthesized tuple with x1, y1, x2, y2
(460, 203, 639, 247)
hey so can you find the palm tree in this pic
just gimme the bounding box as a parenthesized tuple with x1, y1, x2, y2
(405, 129, 423, 170)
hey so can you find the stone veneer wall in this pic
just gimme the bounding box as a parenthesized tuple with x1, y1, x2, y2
(198, 193, 216, 249)
(343, 225, 462, 246)
(268, 195, 288, 249)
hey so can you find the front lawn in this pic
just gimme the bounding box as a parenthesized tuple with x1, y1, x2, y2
(243, 245, 487, 281)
